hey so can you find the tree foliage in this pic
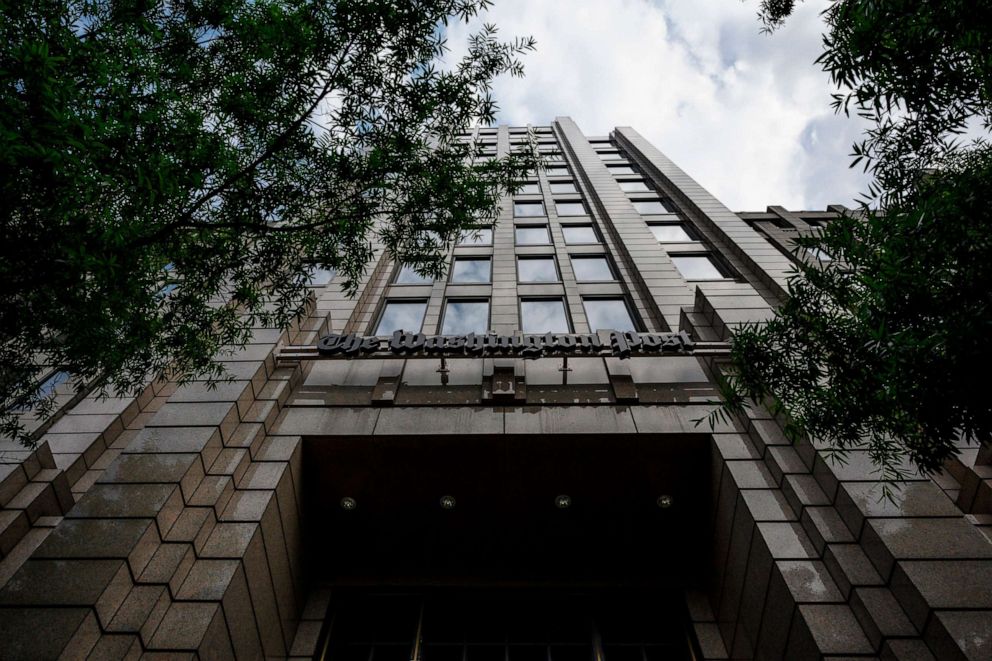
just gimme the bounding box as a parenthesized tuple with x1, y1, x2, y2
(716, 0, 992, 476)
(0, 0, 539, 444)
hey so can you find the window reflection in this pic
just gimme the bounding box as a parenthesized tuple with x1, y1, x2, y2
(516, 183, 541, 195)
(451, 258, 491, 283)
(671, 255, 726, 280)
(555, 202, 586, 216)
(395, 264, 433, 285)
(632, 200, 673, 215)
(441, 300, 490, 335)
(619, 180, 652, 192)
(518, 257, 559, 282)
(571, 256, 613, 282)
(307, 267, 337, 286)
(549, 182, 577, 194)
(546, 166, 570, 177)
(520, 299, 570, 333)
(583, 299, 636, 332)
(457, 228, 493, 246)
(375, 300, 428, 335)
(514, 201, 545, 217)
(562, 225, 598, 244)
(515, 226, 551, 245)
(648, 224, 694, 242)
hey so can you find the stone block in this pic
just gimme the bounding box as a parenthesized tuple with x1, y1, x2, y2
(69, 484, 184, 539)
(35, 518, 159, 576)
(836, 481, 960, 537)
(787, 604, 873, 657)
(850, 587, 916, 651)
(925, 610, 992, 661)
(125, 426, 222, 470)
(138, 543, 195, 597)
(863, 518, 992, 580)
(148, 601, 233, 656)
(99, 452, 205, 503)
(890, 560, 992, 630)
(150, 402, 240, 442)
(0, 558, 131, 627)
(0, 607, 91, 659)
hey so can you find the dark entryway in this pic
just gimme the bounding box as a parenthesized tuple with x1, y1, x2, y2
(316, 590, 699, 661)
(302, 432, 710, 586)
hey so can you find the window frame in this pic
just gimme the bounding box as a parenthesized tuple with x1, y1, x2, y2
(516, 255, 561, 283)
(372, 299, 429, 336)
(670, 253, 732, 281)
(392, 263, 434, 285)
(519, 297, 573, 334)
(647, 222, 698, 243)
(449, 256, 493, 284)
(569, 255, 616, 282)
(581, 297, 640, 333)
(561, 224, 601, 245)
(513, 200, 546, 218)
(514, 224, 552, 246)
(439, 298, 492, 335)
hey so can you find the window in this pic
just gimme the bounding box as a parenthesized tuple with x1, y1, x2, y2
(632, 200, 672, 215)
(375, 300, 428, 335)
(549, 181, 577, 194)
(307, 267, 337, 286)
(555, 201, 587, 216)
(562, 225, 599, 244)
(394, 264, 433, 285)
(520, 299, 570, 333)
(516, 182, 541, 195)
(450, 257, 491, 283)
(571, 256, 614, 281)
(441, 300, 490, 335)
(546, 166, 570, 177)
(671, 255, 727, 280)
(583, 298, 637, 332)
(607, 165, 635, 175)
(808, 246, 832, 262)
(619, 180, 652, 192)
(648, 224, 695, 243)
(515, 225, 551, 245)
(457, 228, 493, 246)
(514, 201, 545, 217)
(37, 370, 70, 399)
(598, 151, 623, 160)
(517, 257, 559, 282)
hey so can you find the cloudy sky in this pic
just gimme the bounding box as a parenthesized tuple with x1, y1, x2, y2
(445, 0, 872, 211)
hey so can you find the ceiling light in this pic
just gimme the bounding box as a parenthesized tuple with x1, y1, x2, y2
(440, 495, 456, 510)
(340, 496, 357, 511)
(555, 494, 571, 509)
(657, 494, 673, 509)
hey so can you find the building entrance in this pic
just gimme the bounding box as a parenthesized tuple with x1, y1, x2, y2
(317, 590, 699, 661)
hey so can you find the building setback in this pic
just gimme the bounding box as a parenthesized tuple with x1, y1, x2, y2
(1, 118, 991, 659)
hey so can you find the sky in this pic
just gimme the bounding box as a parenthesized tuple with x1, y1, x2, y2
(444, 0, 872, 211)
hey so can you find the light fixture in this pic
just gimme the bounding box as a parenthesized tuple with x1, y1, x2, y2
(657, 494, 673, 509)
(340, 496, 357, 511)
(555, 494, 571, 509)
(440, 495, 456, 510)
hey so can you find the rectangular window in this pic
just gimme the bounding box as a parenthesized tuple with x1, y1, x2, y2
(570, 256, 614, 282)
(441, 300, 490, 335)
(648, 224, 695, 242)
(671, 255, 727, 280)
(555, 201, 587, 216)
(808, 247, 832, 262)
(394, 264, 434, 285)
(632, 200, 673, 215)
(520, 299, 571, 333)
(562, 225, 599, 244)
(450, 257, 491, 283)
(583, 298, 637, 332)
(546, 166, 570, 177)
(549, 182, 577, 194)
(514, 201, 546, 217)
(375, 300, 428, 335)
(516, 182, 541, 195)
(598, 151, 623, 160)
(307, 266, 337, 286)
(457, 228, 493, 246)
(619, 180, 652, 192)
(515, 225, 551, 245)
(517, 256, 559, 282)
(607, 165, 635, 175)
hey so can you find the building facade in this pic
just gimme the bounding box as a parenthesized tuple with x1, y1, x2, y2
(1, 118, 991, 659)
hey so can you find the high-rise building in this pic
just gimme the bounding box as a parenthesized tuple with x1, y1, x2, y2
(1, 118, 990, 660)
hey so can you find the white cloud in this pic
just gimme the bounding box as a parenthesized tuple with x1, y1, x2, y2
(444, 0, 872, 210)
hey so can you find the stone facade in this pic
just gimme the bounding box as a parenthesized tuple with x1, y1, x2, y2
(0, 118, 990, 659)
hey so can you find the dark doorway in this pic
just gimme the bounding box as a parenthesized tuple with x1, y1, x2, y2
(302, 432, 710, 587)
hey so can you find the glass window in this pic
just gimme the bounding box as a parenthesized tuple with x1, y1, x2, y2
(671, 255, 727, 280)
(619, 180, 652, 192)
(571, 256, 614, 281)
(517, 257, 559, 282)
(37, 370, 70, 398)
(457, 228, 493, 246)
(562, 225, 599, 244)
(514, 201, 545, 217)
(632, 200, 672, 215)
(583, 299, 637, 332)
(394, 264, 433, 284)
(555, 201, 587, 216)
(516, 182, 540, 195)
(307, 267, 337, 286)
(375, 300, 428, 335)
(809, 247, 832, 262)
(648, 224, 695, 242)
(515, 225, 551, 245)
(450, 257, 491, 283)
(441, 300, 490, 335)
(520, 299, 570, 333)
(598, 151, 623, 160)
(607, 165, 635, 175)
(549, 182, 577, 194)
(546, 166, 570, 177)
